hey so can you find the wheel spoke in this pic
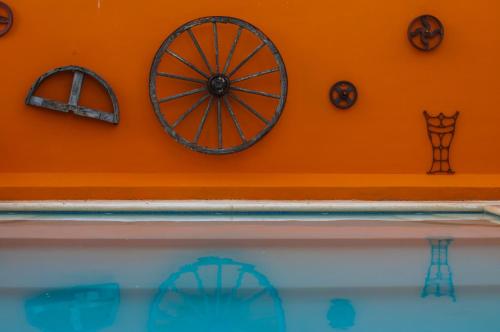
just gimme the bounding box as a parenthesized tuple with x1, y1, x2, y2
(192, 270, 210, 313)
(170, 287, 206, 317)
(230, 270, 246, 299)
(215, 262, 222, 315)
(165, 49, 210, 79)
(217, 98, 222, 148)
(213, 22, 220, 73)
(228, 42, 266, 78)
(172, 94, 210, 128)
(334, 86, 344, 95)
(242, 288, 267, 304)
(157, 72, 206, 84)
(223, 96, 246, 143)
(193, 96, 213, 144)
(158, 87, 207, 103)
(228, 93, 269, 125)
(231, 67, 279, 83)
(230, 86, 280, 99)
(222, 27, 243, 74)
(187, 28, 214, 75)
(0, 17, 8, 24)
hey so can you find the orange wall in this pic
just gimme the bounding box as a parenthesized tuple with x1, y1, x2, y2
(0, 0, 499, 199)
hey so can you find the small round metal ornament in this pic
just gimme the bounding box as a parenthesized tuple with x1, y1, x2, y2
(0, 1, 13, 37)
(329, 81, 357, 110)
(408, 15, 444, 51)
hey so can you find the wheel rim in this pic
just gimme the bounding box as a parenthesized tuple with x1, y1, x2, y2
(149, 16, 288, 154)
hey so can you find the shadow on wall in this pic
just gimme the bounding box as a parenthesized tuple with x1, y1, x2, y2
(25, 283, 120, 332)
(148, 256, 286, 332)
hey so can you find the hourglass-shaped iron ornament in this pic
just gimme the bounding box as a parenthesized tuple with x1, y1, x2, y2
(329, 81, 357, 110)
(424, 111, 459, 175)
(408, 15, 444, 51)
(0, 1, 13, 37)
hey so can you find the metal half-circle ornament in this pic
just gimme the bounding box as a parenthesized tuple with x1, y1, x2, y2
(25, 66, 120, 124)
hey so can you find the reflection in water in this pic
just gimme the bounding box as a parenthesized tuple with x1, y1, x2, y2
(149, 256, 286, 332)
(421, 239, 456, 301)
(327, 299, 355, 330)
(25, 283, 120, 332)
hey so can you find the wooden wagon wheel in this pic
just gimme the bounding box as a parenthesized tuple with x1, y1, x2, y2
(149, 16, 287, 154)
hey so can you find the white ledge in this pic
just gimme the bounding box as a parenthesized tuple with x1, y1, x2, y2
(0, 200, 498, 213)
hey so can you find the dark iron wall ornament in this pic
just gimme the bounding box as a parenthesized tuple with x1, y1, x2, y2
(26, 66, 120, 124)
(408, 15, 444, 51)
(329, 81, 357, 110)
(149, 16, 288, 155)
(424, 111, 459, 174)
(0, 1, 13, 37)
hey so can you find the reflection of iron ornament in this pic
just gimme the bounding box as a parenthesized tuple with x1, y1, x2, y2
(330, 81, 357, 110)
(327, 299, 356, 330)
(25, 283, 120, 332)
(0, 1, 13, 37)
(408, 15, 444, 51)
(149, 16, 288, 154)
(421, 239, 456, 301)
(26, 66, 120, 124)
(423, 111, 459, 174)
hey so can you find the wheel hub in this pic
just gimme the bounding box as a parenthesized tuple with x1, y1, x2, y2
(207, 75, 230, 97)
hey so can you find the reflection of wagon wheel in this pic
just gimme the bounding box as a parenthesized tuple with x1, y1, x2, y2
(148, 257, 286, 332)
(149, 16, 288, 154)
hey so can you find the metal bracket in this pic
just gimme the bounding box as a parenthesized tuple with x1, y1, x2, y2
(25, 66, 120, 124)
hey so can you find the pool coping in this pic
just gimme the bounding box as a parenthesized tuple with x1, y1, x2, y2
(1, 201, 500, 241)
(0, 200, 499, 214)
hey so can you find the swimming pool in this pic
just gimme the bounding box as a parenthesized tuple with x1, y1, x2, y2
(1, 202, 500, 332)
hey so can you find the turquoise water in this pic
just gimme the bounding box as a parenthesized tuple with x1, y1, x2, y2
(1, 213, 500, 331)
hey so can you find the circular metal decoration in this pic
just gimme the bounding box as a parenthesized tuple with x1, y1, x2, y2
(408, 15, 444, 51)
(150, 16, 288, 154)
(329, 81, 357, 110)
(148, 257, 286, 332)
(0, 1, 13, 37)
